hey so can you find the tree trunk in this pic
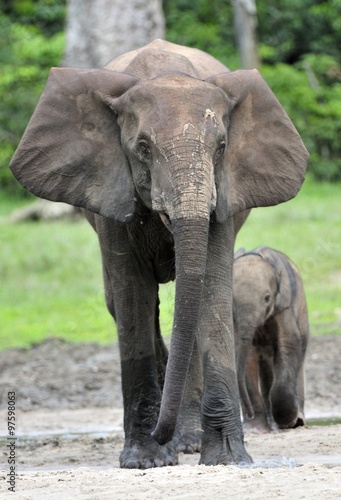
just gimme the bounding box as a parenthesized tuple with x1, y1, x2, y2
(63, 0, 165, 68)
(232, 0, 260, 69)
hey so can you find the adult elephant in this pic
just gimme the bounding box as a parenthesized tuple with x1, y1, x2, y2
(10, 39, 309, 468)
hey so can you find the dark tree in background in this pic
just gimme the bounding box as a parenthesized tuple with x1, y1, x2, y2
(232, 0, 260, 69)
(63, 0, 165, 67)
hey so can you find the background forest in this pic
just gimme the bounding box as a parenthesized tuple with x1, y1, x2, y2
(1, 0, 341, 193)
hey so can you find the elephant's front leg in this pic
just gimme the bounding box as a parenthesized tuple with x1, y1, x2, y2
(199, 219, 252, 466)
(116, 280, 177, 468)
(100, 227, 177, 469)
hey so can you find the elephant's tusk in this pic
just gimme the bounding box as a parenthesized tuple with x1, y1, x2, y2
(159, 212, 173, 233)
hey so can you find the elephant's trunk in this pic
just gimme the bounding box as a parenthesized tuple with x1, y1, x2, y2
(151, 217, 209, 445)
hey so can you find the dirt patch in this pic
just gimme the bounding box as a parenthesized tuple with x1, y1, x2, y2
(1, 335, 340, 415)
(0, 335, 341, 498)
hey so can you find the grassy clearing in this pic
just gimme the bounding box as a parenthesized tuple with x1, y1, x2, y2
(0, 176, 340, 350)
(1, 217, 114, 349)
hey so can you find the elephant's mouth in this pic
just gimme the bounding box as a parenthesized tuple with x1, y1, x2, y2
(159, 212, 173, 233)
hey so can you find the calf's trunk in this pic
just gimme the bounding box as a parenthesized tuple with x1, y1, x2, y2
(236, 334, 255, 420)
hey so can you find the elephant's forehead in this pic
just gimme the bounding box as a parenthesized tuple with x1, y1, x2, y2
(124, 76, 229, 115)
(122, 78, 229, 143)
(234, 257, 274, 283)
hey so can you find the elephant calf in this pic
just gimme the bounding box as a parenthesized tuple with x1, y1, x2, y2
(233, 246, 309, 433)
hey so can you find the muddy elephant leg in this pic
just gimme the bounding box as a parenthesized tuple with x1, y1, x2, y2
(270, 311, 305, 429)
(243, 346, 271, 433)
(198, 218, 252, 466)
(98, 222, 177, 469)
(174, 338, 203, 454)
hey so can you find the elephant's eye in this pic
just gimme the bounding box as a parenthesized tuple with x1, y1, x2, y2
(138, 140, 151, 159)
(215, 143, 226, 162)
(264, 293, 271, 303)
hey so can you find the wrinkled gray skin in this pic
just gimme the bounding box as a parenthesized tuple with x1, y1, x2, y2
(10, 39, 309, 468)
(233, 247, 309, 433)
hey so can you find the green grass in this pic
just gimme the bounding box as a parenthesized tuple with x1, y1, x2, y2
(1, 217, 115, 348)
(0, 176, 340, 350)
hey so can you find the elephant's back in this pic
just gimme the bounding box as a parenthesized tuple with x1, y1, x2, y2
(105, 39, 229, 80)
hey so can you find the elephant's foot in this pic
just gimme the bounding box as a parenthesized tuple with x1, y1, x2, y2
(174, 429, 202, 454)
(199, 429, 252, 466)
(243, 415, 271, 434)
(174, 398, 203, 453)
(292, 411, 305, 428)
(279, 410, 305, 429)
(271, 387, 304, 429)
(120, 438, 178, 469)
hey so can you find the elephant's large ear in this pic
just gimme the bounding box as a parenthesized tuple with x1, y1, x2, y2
(10, 68, 138, 221)
(208, 70, 309, 219)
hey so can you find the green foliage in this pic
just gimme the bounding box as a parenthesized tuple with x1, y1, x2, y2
(256, 0, 341, 180)
(0, 1, 65, 192)
(163, 0, 239, 68)
(262, 58, 341, 181)
(257, 0, 341, 64)
(1, 0, 66, 35)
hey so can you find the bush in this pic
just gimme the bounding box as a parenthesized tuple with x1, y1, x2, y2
(262, 55, 341, 181)
(164, 0, 239, 68)
(257, 0, 341, 65)
(0, 4, 65, 193)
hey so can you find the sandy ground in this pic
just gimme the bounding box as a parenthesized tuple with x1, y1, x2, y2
(0, 335, 341, 499)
